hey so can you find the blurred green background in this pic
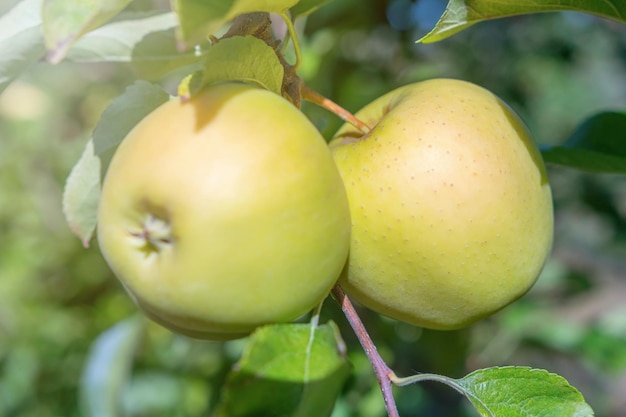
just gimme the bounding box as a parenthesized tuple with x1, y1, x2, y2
(1, 0, 625, 416)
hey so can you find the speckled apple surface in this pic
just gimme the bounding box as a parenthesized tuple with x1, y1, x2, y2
(330, 78, 553, 330)
(97, 82, 351, 339)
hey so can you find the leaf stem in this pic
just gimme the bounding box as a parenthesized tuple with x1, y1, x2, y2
(279, 12, 302, 71)
(391, 372, 467, 397)
(301, 84, 371, 135)
(331, 285, 400, 417)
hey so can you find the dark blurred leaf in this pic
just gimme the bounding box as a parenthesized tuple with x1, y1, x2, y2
(541, 112, 626, 174)
(0, 347, 39, 415)
(542, 149, 626, 174)
(580, 328, 626, 372)
(42, 0, 132, 63)
(172, 0, 298, 49)
(80, 316, 145, 417)
(419, 0, 626, 44)
(62, 81, 169, 244)
(290, 0, 334, 19)
(215, 322, 350, 417)
(200, 35, 284, 94)
(458, 367, 594, 416)
(0, 0, 46, 93)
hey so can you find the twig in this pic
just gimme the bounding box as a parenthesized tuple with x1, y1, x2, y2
(331, 285, 400, 417)
(301, 85, 371, 135)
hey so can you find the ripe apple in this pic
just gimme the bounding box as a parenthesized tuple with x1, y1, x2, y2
(330, 78, 553, 330)
(97, 82, 351, 340)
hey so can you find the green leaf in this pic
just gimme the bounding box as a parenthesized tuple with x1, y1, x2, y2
(62, 81, 169, 244)
(0, 0, 46, 93)
(418, 0, 626, 44)
(290, 0, 334, 19)
(199, 35, 284, 94)
(42, 0, 133, 63)
(542, 149, 626, 174)
(172, 0, 298, 48)
(215, 322, 350, 417)
(541, 112, 626, 174)
(66, 12, 209, 80)
(457, 367, 594, 417)
(62, 140, 101, 247)
(80, 317, 145, 417)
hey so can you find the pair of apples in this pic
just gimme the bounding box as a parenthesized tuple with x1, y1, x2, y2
(97, 79, 554, 340)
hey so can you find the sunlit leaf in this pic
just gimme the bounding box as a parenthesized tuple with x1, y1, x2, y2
(457, 367, 594, 417)
(42, 0, 133, 63)
(0, 0, 46, 93)
(215, 322, 350, 417)
(172, 0, 298, 49)
(198, 35, 284, 94)
(177, 70, 203, 100)
(80, 317, 145, 417)
(542, 112, 626, 174)
(419, 0, 626, 44)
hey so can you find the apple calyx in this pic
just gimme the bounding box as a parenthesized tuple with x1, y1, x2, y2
(129, 213, 174, 256)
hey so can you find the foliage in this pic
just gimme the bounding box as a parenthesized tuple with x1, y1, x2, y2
(418, 0, 626, 44)
(1, 0, 626, 416)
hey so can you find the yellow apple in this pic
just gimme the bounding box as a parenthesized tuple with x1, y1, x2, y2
(330, 78, 553, 330)
(97, 82, 351, 340)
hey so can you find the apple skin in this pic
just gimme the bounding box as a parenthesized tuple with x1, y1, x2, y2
(330, 78, 553, 330)
(97, 82, 351, 340)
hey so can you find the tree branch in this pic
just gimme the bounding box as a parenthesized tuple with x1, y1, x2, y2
(331, 285, 400, 417)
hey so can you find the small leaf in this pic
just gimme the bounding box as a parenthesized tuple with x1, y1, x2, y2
(541, 112, 626, 174)
(199, 35, 284, 94)
(177, 71, 204, 100)
(80, 317, 145, 417)
(62, 81, 168, 244)
(172, 0, 298, 49)
(290, 0, 334, 19)
(62, 140, 101, 247)
(457, 366, 594, 417)
(215, 322, 350, 417)
(66, 12, 210, 80)
(418, 0, 626, 44)
(42, 0, 133, 63)
(0, 0, 46, 93)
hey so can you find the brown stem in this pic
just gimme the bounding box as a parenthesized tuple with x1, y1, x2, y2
(331, 285, 400, 417)
(302, 84, 371, 135)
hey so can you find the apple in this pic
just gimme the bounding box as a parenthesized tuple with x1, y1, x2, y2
(97, 82, 351, 340)
(330, 78, 553, 330)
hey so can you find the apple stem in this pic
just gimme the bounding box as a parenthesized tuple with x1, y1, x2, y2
(301, 85, 372, 135)
(331, 285, 401, 417)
